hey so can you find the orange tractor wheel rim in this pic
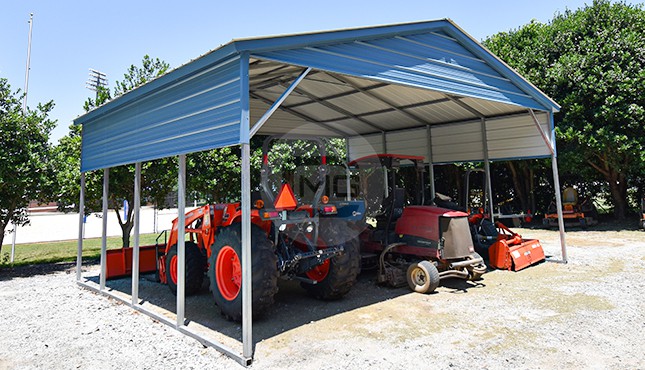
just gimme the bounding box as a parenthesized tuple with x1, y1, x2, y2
(169, 255, 178, 284)
(305, 259, 330, 282)
(216, 246, 242, 300)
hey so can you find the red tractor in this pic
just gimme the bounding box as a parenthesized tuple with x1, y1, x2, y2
(110, 136, 364, 321)
(351, 154, 486, 294)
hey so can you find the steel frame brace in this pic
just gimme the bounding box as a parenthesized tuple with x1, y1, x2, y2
(250, 67, 312, 137)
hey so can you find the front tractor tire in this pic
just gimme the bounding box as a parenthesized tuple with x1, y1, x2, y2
(301, 220, 361, 300)
(208, 223, 279, 322)
(166, 241, 206, 296)
(406, 260, 440, 294)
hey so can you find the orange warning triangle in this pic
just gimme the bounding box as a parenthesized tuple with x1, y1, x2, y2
(274, 183, 298, 211)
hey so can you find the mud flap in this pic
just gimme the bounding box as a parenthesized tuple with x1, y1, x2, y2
(488, 239, 545, 271)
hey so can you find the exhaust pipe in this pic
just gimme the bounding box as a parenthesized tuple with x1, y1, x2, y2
(438, 269, 470, 279)
(449, 256, 484, 269)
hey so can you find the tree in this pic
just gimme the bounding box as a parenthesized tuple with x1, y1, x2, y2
(56, 55, 174, 247)
(186, 136, 349, 205)
(484, 0, 645, 219)
(187, 146, 243, 203)
(0, 78, 56, 253)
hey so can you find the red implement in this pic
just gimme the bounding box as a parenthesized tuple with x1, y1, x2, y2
(488, 223, 545, 271)
(105, 245, 158, 279)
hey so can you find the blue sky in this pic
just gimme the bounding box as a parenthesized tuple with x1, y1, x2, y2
(1, 0, 595, 143)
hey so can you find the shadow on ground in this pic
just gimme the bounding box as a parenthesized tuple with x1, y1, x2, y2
(82, 266, 483, 347)
(0, 259, 97, 282)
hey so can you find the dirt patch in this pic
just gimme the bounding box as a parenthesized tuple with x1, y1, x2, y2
(0, 228, 644, 369)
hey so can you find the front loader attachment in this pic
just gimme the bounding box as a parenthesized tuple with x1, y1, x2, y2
(105, 245, 158, 279)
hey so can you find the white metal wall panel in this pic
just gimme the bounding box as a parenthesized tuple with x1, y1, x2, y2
(348, 112, 552, 164)
(348, 134, 385, 160)
(384, 130, 428, 157)
(80, 56, 242, 172)
(486, 112, 551, 159)
(431, 121, 484, 163)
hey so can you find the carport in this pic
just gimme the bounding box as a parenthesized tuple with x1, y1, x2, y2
(74, 19, 566, 365)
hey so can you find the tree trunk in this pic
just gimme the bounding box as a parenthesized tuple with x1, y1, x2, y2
(587, 157, 628, 220)
(608, 170, 628, 220)
(529, 168, 536, 213)
(507, 162, 529, 212)
(0, 227, 5, 256)
(121, 221, 134, 248)
(114, 203, 135, 248)
(0, 211, 12, 256)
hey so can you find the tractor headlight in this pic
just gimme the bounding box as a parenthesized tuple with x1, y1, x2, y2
(305, 223, 314, 233)
(279, 223, 287, 232)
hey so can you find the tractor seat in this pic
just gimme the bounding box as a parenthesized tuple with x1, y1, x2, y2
(563, 187, 579, 205)
(377, 187, 406, 223)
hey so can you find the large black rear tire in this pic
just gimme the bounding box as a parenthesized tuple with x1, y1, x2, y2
(208, 223, 279, 322)
(165, 241, 206, 296)
(301, 219, 361, 300)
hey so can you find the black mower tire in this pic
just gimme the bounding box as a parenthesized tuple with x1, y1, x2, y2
(166, 241, 206, 296)
(208, 223, 279, 322)
(407, 260, 440, 294)
(302, 219, 361, 300)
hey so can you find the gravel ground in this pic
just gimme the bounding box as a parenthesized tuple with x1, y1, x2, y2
(1, 226, 644, 369)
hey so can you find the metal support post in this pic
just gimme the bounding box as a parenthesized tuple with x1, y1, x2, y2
(480, 118, 494, 221)
(132, 162, 141, 305)
(426, 125, 436, 202)
(345, 139, 351, 201)
(530, 110, 567, 262)
(241, 143, 253, 359)
(549, 112, 567, 263)
(100, 168, 109, 290)
(177, 155, 186, 327)
(76, 172, 86, 281)
(551, 154, 567, 262)
(153, 206, 158, 233)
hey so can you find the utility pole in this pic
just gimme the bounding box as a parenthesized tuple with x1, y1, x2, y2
(86, 68, 108, 103)
(13, 13, 34, 263)
(22, 13, 34, 115)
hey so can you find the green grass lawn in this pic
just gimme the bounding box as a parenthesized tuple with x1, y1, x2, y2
(1, 234, 162, 267)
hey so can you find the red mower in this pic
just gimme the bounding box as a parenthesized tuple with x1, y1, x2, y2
(351, 154, 486, 294)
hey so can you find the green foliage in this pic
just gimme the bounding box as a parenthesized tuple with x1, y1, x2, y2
(484, 0, 645, 218)
(56, 56, 174, 247)
(114, 55, 170, 97)
(0, 78, 56, 252)
(188, 146, 243, 203)
(187, 136, 348, 204)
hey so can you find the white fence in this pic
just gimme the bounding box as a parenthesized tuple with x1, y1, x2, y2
(8, 207, 196, 244)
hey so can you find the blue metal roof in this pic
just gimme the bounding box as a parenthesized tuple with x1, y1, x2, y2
(75, 19, 560, 172)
